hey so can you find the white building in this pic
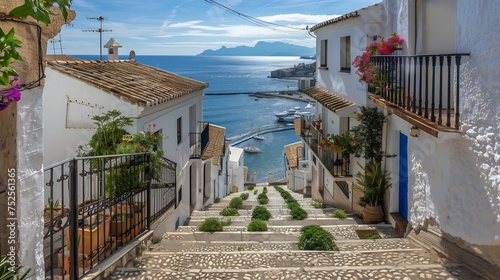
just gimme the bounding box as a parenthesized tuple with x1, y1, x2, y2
(228, 147, 245, 192)
(43, 47, 228, 233)
(298, 0, 499, 277)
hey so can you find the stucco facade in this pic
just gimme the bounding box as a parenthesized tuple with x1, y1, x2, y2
(381, 0, 500, 268)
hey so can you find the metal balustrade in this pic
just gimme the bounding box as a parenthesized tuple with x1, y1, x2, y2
(369, 53, 469, 129)
(43, 153, 177, 279)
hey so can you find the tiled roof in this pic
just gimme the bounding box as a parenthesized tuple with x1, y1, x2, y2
(309, 2, 381, 32)
(284, 142, 302, 169)
(302, 87, 355, 113)
(47, 60, 208, 107)
(202, 124, 226, 166)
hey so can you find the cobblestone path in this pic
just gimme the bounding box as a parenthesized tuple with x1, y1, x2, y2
(108, 186, 482, 280)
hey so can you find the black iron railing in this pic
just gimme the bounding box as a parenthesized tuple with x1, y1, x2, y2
(299, 117, 351, 177)
(370, 53, 469, 129)
(190, 122, 210, 159)
(43, 153, 177, 280)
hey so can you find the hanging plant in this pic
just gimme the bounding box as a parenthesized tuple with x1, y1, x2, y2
(352, 33, 404, 95)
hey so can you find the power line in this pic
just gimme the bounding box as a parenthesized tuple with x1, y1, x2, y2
(204, 0, 306, 32)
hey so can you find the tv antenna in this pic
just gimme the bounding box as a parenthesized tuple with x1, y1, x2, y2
(82, 16, 112, 60)
(49, 33, 65, 55)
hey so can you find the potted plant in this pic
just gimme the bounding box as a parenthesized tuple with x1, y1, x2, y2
(355, 162, 391, 223)
(43, 198, 68, 229)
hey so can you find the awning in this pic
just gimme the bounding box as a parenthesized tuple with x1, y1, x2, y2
(302, 87, 356, 117)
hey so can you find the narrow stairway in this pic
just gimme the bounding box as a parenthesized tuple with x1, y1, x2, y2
(108, 185, 481, 280)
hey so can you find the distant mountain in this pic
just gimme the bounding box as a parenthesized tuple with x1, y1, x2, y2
(198, 41, 315, 56)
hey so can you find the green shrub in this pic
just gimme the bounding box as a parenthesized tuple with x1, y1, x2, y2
(290, 207, 308, 220)
(367, 233, 381, 239)
(253, 189, 258, 195)
(298, 225, 338, 251)
(221, 219, 232, 227)
(228, 197, 243, 209)
(240, 192, 249, 200)
(199, 218, 223, 232)
(258, 197, 269, 205)
(311, 201, 326, 208)
(247, 185, 255, 191)
(332, 209, 346, 219)
(247, 219, 268, 231)
(263, 186, 268, 193)
(257, 192, 268, 200)
(220, 207, 239, 216)
(252, 205, 272, 221)
(151, 235, 162, 244)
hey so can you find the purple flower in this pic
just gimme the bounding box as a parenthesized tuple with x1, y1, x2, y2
(8, 89, 21, 101)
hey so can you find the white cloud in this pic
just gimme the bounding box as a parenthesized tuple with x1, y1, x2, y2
(168, 21, 204, 28)
(257, 14, 340, 24)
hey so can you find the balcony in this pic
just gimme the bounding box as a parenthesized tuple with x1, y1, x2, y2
(299, 117, 351, 177)
(190, 122, 210, 159)
(43, 153, 177, 279)
(369, 53, 469, 136)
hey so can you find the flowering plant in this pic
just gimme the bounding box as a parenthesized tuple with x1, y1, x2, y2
(321, 131, 360, 155)
(352, 33, 404, 95)
(0, 77, 21, 111)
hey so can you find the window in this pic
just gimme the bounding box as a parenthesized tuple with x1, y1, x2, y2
(320, 39, 328, 68)
(340, 36, 351, 72)
(177, 117, 182, 144)
(108, 48, 114, 54)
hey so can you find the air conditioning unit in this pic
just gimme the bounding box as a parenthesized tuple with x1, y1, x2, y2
(299, 160, 311, 170)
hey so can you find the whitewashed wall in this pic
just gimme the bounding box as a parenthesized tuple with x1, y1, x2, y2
(384, 0, 500, 256)
(229, 147, 244, 192)
(314, 4, 385, 107)
(16, 87, 45, 278)
(43, 67, 143, 165)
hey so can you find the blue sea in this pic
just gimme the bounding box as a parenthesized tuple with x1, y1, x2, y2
(76, 55, 311, 182)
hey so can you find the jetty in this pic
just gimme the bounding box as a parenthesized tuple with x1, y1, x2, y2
(230, 125, 294, 146)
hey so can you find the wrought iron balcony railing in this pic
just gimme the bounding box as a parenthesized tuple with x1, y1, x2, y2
(43, 153, 177, 279)
(190, 122, 210, 159)
(369, 53, 469, 130)
(299, 117, 351, 177)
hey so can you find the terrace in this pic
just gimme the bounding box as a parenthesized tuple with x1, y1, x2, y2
(43, 153, 177, 279)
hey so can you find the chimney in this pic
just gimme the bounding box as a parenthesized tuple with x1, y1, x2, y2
(103, 37, 122, 60)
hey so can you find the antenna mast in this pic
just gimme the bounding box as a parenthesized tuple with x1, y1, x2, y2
(83, 16, 112, 60)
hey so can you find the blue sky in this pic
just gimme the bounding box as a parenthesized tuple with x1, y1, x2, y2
(53, 0, 379, 56)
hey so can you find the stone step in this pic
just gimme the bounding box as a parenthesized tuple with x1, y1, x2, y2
(150, 235, 419, 253)
(185, 217, 359, 227)
(108, 264, 477, 280)
(174, 224, 401, 241)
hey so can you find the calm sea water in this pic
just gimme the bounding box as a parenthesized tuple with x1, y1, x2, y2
(75, 55, 311, 182)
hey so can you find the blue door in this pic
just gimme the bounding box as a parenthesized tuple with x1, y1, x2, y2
(399, 133, 409, 220)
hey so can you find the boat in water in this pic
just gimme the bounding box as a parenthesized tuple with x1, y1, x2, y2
(253, 135, 265, 140)
(305, 102, 314, 109)
(243, 146, 261, 153)
(274, 108, 298, 118)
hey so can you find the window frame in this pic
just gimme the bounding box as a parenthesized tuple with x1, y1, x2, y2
(320, 39, 328, 68)
(340, 36, 351, 72)
(177, 117, 182, 144)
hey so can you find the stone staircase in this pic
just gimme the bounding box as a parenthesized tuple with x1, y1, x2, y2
(107, 185, 482, 280)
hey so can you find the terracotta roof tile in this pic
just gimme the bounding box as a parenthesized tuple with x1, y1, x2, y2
(47, 60, 208, 106)
(310, 2, 381, 32)
(302, 87, 354, 113)
(202, 124, 226, 166)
